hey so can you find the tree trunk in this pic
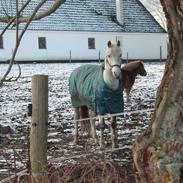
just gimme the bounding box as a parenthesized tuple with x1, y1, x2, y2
(132, 1, 183, 182)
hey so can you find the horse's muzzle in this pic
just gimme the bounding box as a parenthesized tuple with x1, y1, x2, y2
(113, 71, 121, 80)
(143, 71, 147, 76)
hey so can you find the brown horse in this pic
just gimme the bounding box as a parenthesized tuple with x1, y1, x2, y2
(79, 60, 147, 137)
(122, 60, 147, 101)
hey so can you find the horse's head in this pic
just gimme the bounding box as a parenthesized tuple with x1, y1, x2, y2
(137, 61, 147, 76)
(105, 40, 122, 79)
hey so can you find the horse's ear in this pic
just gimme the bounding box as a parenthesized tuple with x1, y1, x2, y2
(107, 41, 112, 48)
(117, 40, 120, 47)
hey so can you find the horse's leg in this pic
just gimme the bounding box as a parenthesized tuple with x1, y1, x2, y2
(80, 106, 91, 136)
(99, 115, 105, 148)
(73, 107, 80, 144)
(110, 116, 118, 148)
(126, 77, 135, 102)
(90, 111, 98, 144)
(125, 88, 130, 102)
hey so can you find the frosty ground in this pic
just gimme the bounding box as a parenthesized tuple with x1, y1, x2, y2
(0, 62, 165, 181)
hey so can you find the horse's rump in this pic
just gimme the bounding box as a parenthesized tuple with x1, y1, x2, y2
(69, 64, 101, 112)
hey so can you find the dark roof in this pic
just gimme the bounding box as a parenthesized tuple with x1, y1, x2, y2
(0, 0, 166, 33)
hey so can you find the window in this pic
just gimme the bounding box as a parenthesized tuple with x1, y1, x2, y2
(38, 37, 46, 49)
(0, 36, 3, 49)
(88, 38, 95, 49)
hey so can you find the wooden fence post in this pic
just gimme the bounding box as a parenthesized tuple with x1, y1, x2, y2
(30, 75, 48, 182)
(98, 50, 101, 63)
(69, 50, 72, 63)
(126, 52, 129, 63)
(160, 46, 162, 62)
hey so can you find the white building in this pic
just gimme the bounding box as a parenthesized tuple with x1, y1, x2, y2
(0, 0, 167, 63)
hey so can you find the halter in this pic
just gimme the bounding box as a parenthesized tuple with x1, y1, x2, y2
(105, 57, 121, 70)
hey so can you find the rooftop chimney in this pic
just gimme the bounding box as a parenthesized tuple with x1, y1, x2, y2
(116, 0, 124, 25)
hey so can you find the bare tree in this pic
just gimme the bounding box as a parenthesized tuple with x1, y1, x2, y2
(133, 0, 183, 182)
(0, 0, 66, 86)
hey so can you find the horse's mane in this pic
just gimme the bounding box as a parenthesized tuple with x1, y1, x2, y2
(122, 60, 143, 72)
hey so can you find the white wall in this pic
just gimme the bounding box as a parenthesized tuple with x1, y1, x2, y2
(122, 33, 167, 60)
(0, 30, 167, 62)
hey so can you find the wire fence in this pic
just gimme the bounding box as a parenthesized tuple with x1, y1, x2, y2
(50, 108, 154, 126)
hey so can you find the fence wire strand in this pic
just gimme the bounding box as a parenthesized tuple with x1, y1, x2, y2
(50, 108, 154, 126)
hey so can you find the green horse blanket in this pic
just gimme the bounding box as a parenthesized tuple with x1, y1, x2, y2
(69, 64, 124, 115)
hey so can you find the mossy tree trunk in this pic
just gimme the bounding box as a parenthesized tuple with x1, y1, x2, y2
(132, 0, 183, 182)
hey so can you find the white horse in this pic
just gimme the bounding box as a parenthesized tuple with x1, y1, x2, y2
(69, 40, 123, 148)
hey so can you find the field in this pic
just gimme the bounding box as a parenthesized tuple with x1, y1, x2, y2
(0, 62, 165, 182)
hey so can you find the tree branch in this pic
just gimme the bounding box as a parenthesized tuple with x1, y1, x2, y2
(0, 0, 54, 85)
(0, 0, 66, 86)
(0, 0, 31, 37)
(0, 0, 66, 24)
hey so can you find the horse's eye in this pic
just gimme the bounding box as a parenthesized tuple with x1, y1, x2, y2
(108, 55, 111, 58)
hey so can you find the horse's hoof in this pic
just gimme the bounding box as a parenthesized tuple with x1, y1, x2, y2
(81, 132, 90, 137)
(126, 98, 130, 103)
(100, 146, 105, 150)
(93, 138, 99, 145)
(71, 139, 78, 145)
(99, 143, 105, 150)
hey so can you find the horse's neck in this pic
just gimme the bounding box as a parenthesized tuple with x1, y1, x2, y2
(103, 68, 119, 90)
(122, 68, 138, 88)
(124, 68, 138, 78)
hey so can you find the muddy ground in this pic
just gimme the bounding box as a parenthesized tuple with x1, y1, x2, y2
(0, 62, 165, 182)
